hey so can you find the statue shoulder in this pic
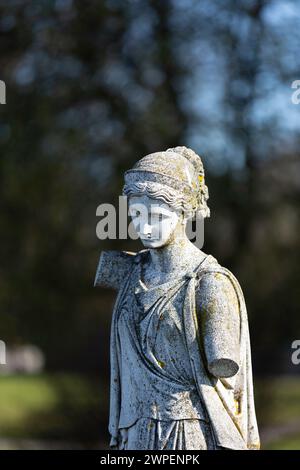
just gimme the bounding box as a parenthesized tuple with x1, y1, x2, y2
(195, 259, 241, 315)
(94, 249, 149, 290)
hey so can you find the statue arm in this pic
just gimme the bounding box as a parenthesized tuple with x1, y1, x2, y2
(94, 250, 136, 290)
(196, 271, 240, 378)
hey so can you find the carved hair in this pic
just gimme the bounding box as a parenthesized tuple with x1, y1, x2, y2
(123, 146, 210, 219)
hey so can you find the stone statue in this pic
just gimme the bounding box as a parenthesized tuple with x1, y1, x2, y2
(94, 146, 260, 450)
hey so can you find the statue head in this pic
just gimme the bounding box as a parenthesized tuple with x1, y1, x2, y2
(123, 146, 210, 248)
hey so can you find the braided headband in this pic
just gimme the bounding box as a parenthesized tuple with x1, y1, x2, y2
(124, 169, 199, 198)
(122, 149, 210, 218)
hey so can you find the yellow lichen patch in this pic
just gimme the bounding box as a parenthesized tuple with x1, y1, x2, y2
(148, 421, 154, 430)
(214, 273, 223, 281)
(234, 398, 241, 415)
(157, 359, 165, 368)
(248, 441, 261, 450)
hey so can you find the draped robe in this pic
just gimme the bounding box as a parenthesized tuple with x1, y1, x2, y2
(95, 249, 260, 450)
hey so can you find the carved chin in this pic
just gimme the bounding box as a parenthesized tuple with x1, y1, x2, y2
(140, 237, 170, 248)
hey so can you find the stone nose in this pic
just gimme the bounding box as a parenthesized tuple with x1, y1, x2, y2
(140, 222, 152, 236)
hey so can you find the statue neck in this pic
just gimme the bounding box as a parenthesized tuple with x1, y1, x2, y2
(148, 236, 202, 275)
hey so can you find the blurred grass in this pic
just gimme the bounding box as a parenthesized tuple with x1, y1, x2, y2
(0, 374, 299, 449)
(255, 376, 300, 449)
(256, 376, 300, 427)
(266, 434, 300, 450)
(0, 373, 108, 444)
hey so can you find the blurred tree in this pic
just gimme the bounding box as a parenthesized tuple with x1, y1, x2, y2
(0, 0, 299, 376)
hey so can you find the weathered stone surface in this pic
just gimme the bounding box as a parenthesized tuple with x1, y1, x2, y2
(95, 146, 260, 450)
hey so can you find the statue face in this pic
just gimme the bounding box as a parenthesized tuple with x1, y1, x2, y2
(128, 195, 182, 248)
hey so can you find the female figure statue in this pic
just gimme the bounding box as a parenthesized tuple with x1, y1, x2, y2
(95, 146, 260, 450)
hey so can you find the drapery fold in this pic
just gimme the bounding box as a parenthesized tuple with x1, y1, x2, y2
(182, 262, 260, 449)
(108, 252, 260, 450)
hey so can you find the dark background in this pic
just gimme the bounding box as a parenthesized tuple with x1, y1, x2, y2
(0, 0, 299, 449)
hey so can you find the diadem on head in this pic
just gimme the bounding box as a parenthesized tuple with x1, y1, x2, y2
(123, 146, 210, 219)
